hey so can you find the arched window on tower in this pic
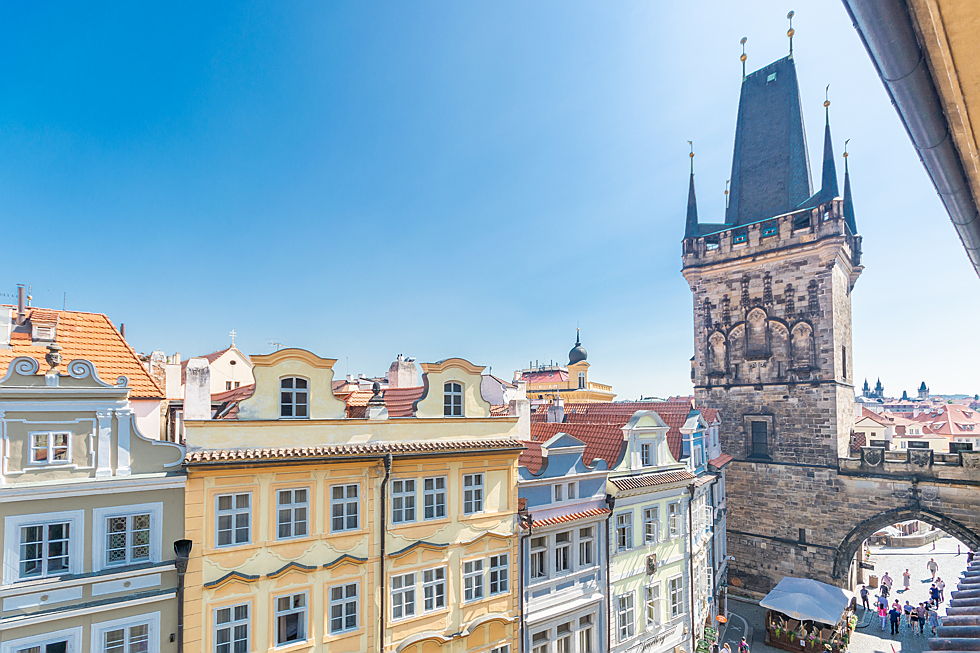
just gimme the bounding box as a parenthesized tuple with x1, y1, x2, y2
(707, 332, 727, 376)
(578, 371, 586, 389)
(746, 308, 769, 359)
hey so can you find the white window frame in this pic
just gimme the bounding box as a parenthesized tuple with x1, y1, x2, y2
(91, 611, 160, 653)
(1, 627, 83, 653)
(640, 442, 656, 466)
(92, 502, 163, 571)
(3, 510, 84, 584)
(423, 476, 447, 520)
(276, 488, 309, 540)
(213, 602, 250, 653)
(463, 473, 484, 515)
(530, 535, 548, 581)
(579, 614, 596, 653)
(489, 553, 509, 595)
(643, 506, 660, 545)
(667, 502, 682, 538)
(566, 481, 577, 500)
(328, 582, 359, 634)
(444, 381, 463, 417)
(463, 558, 485, 602)
(390, 572, 416, 620)
(556, 621, 573, 653)
(617, 592, 636, 642)
(555, 531, 572, 574)
(615, 512, 633, 552)
(273, 591, 308, 646)
(330, 483, 359, 533)
(578, 526, 594, 567)
(214, 493, 252, 548)
(646, 582, 662, 628)
(279, 376, 309, 419)
(422, 566, 447, 612)
(27, 431, 71, 466)
(491, 647, 511, 653)
(391, 479, 416, 524)
(669, 575, 685, 618)
(553, 483, 564, 503)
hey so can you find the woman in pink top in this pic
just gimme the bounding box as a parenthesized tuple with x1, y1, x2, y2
(878, 604, 888, 631)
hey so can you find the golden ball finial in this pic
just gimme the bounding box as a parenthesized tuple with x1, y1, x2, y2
(787, 28, 795, 38)
(740, 54, 747, 62)
(823, 100, 831, 108)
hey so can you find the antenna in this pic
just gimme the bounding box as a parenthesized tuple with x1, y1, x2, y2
(268, 340, 283, 352)
(740, 37, 748, 80)
(787, 11, 795, 57)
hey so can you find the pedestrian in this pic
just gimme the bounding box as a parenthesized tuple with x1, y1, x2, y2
(903, 600, 913, 626)
(722, 643, 733, 653)
(969, 550, 975, 564)
(929, 584, 940, 607)
(916, 604, 927, 634)
(881, 571, 893, 592)
(910, 604, 920, 634)
(878, 593, 888, 610)
(902, 569, 911, 591)
(927, 608, 940, 636)
(738, 637, 750, 653)
(881, 582, 889, 599)
(878, 603, 888, 631)
(937, 577, 946, 602)
(860, 585, 870, 610)
(927, 557, 939, 580)
(957, 544, 961, 556)
(889, 605, 902, 635)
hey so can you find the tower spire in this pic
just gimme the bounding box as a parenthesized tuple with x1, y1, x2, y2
(842, 139, 858, 234)
(819, 88, 839, 201)
(685, 141, 699, 238)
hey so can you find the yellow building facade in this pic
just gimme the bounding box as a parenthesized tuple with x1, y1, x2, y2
(518, 332, 615, 403)
(182, 349, 521, 653)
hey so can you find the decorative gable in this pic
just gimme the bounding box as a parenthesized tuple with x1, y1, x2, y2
(236, 348, 345, 420)
(414, 358, 491, 418)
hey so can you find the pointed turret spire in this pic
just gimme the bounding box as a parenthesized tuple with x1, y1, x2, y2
(819, 92, 839, 200)
(842, 140, 858, 234)
(685, 142, 699, 238)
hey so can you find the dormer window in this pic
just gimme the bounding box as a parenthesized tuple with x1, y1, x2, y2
(443, 382, 463, 417)
(280, 377, 309, 418)
(32, 325, 56, 342)
(640, 443, 656, 467)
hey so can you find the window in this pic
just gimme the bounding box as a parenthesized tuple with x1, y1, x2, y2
(391, 573, 416, 620)
(553, 484, 564, 502)
(667, 502, 681, 538)
(693, 444, 703, 467)
(578, 371, 586, 389)
(423, 477, 446, 520)
(330, 484, 359, 532)
(274, 593, 307, 645)
(329, 583, 358, 634)
(566, 482, 577, 500)
(279, 377, 309, 418)
(423, 567, 446, 611)
(617, 592, 635, 642)
(750, 420, 769, 458)
(214, 603, 249, 653)
(531, 632, 549, 653)
(276, 488, 308, 539)
(556, 622, 573, 653)
(530, 536, 547, 580)
(489, 554, 509, 594)
(643, 507, 660, 544)
(225, 381, 232, 391)
(105, 513, 151, 566)
(463, 473, 483, 514)
(646, 583, 662, 627)
(555, 531, 571, 573)
(391, 480, 416, 524)
(4, 629, 84, 653)
(444, 382, 463, 417)
(101, 623, 149, 653)
(669, 576, 684, 618)
(616, 512, 633, 552)
(491, 647, 511, 653)
(464, 559, 484, 601)
(215, 493, 251, 547)
(579, 615, 595, 653)
(579, 527, 594, 566)
(842, 345, 847, 380)
(29, 432, 70, 465)
(640, 442, 656, 466)
(18, 522, 71, 579)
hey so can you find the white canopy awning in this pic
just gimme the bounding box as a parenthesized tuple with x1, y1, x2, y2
(760, 577, 851, 626)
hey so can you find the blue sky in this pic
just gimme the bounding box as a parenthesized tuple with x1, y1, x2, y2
(1, 2, 976, 399)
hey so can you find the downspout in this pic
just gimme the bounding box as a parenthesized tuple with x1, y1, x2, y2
(173, 539, 192, 653)
(688, 483, 698, 653)
(379, 454, 393, 651)
(604, 494, 616, 653)
(519, 516, 531, 653)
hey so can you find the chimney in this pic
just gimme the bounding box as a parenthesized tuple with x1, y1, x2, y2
(184, 358, 212, 421)
(386, 354, 419, 388)
(16, 284, 26, 326)
(547, 395, 565, 423)
(120, 323, 126, 339)
(366, 381, 388, 421)
(146, 351, 168, 392)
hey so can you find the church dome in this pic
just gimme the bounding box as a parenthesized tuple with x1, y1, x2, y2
(568, 330, 588, 365)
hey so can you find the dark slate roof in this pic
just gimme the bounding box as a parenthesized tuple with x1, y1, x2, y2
(843, 155, 858, 234)
(685, 172, 699, 239)
(726, 56, 812, 225)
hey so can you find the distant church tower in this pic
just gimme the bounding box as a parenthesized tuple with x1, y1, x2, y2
(681, 41, 863, 592)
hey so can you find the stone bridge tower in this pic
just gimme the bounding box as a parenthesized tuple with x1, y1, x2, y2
(682, 50, 980, 594)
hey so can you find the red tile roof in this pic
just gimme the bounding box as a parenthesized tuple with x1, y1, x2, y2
(609, 469, 695, 491)
(708, 453, 733, 469)
(341, 387, 425, 418)
(522, 369, 568, 384)
(530, 422, 625, 469)
(185, 438, 524, 464)
(212, 383, 255, 403)
(180, 346, 233, 384)
(0, 306, 163, 399)
(526, 507, 610, 529)
(519, 440, 544, 473)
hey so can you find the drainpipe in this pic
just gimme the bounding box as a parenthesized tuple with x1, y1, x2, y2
(173, 539, 192, 653)
(688, 484, 698, 653)
(604, 494, 616, 653)
(378, 454, 393, 652)
(518, 512, 532, 653)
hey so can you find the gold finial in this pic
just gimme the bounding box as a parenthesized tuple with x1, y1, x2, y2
(688, 140, 695, 174)
(787, 11, 795, 57)
(824, 84, 831, 109)
(740, 37, 748, 79)
(843, 138, 850, 158)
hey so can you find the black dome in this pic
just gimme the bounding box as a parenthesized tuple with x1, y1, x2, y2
(568, 329, 587, 365)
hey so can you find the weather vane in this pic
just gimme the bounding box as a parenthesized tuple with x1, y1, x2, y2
(824, 83, 831, 109)
(843, 138, 850, 159)
(688, 140, 694, 174)
(740, 37, 748, 80)
(787, 11, 796, 57)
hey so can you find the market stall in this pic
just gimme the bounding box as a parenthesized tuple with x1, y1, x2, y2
(760, 577, 857, 653)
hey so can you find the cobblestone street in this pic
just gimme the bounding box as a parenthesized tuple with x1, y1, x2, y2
(723, 536, 970, 653)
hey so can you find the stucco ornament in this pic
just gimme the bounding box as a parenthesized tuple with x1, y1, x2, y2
(908, 449, 933, 467)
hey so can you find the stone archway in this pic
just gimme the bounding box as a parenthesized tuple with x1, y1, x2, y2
(832, 505, 980, 579)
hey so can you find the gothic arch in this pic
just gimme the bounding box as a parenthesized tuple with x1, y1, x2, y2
(790, 321, 815, 370)
(707, 331, 727, 375)
(832, 506, 980, 579)
(745, 307, 770, 359)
